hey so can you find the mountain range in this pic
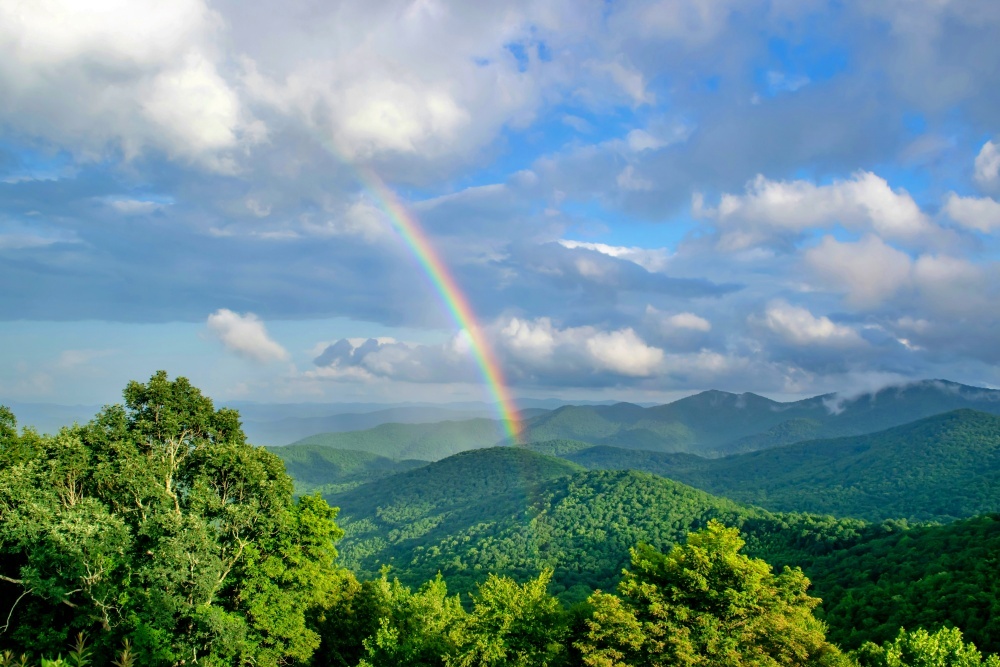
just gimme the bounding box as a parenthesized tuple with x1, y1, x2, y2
(289, 379, 1000, 459)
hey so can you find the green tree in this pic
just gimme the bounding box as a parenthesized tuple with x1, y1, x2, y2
(452, 569, 567, 667)
(576, 521, 845, 667)
(354, 572, 466, 667)
(0, 372, 345, 666)
(855, 627, 1000, 667)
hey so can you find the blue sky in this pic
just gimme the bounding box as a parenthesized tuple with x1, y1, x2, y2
(3, 0, 1000, 406)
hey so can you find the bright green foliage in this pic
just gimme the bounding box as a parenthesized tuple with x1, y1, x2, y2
(452, 570, 568, 667)
(854, 627, 1000, 667)
(355, 573, 466, 667)
(0, 372, 345, 666)
(576, 521, 845, 667)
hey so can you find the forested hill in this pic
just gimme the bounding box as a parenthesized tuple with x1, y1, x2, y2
(288, 417, 508, 460)
(562, 408, 1000, 522)
(324, 444, 1000, 658)
(520, 379, 1000, 455)
(265, 444, 427, 496)
(288, 379, 1000, 460)
(330, 446, 871, 598)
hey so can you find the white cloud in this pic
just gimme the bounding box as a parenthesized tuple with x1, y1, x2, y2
(0, 0, 253, 169)
(645, 306, 712, 333)
(758, 301, 864, 347)
(499, 317, 664, 378)
(974, 140, 1000, 189)
(206, 309, 289, 363)
(697, 172, 935, 249)
(586, 329, 664, 376)
(558, 240, 671, 272)
(805, 235, 913, 307)
(805, 235, 991, 315)
(943, 192, 1000, 232)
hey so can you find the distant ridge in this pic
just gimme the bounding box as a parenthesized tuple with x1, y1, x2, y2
(257, 379, 1000, 459)
(561, 408, 1000, 522)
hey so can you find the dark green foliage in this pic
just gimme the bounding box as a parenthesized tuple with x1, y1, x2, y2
(0, 372, 345, 666)
(290, 418, 509, 460)
(801, 515, 1000, 654)
(525, 439, 599, 456)
(690, 409, 1000, 522)
(576, 522, 846, 667)
(266, 444, 427, 495)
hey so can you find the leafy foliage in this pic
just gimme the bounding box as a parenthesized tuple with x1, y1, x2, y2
(0, 372, 345, 666)
(577, 521, 846, 667)
(855, 627, 1000, 667)
(801, 514, 1000, 654)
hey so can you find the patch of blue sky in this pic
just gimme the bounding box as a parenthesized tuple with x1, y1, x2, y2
(557, 198, 694, 250)
(0, 142, 78, 184)
(449, 104, 647, 194)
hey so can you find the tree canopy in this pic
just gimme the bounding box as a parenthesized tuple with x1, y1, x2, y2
(0, 372, 345, 666)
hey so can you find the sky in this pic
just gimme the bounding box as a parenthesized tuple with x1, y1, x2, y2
(3, 0, 1000, 407)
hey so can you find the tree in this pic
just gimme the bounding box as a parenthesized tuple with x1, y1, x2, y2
(576, 521, 846, 667)
(354, 572, 466, 667)
(451, 569, 567, 667)
(0, 372, 345, 666)
(855, 627, 1000, 667)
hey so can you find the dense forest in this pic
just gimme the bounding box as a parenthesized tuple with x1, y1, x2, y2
(2, 373, 999, 666)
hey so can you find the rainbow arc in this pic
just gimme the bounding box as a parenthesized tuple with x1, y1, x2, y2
(358, 168, 522, 444)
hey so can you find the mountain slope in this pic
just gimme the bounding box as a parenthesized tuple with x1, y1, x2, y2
(288, 417, 509, 460)
(802, 514, 1000, 653)
(266, 445, 427, 495)
(274, 379, 1000, 460)
(330, 447, 870, 599)
(563, 409, 1000, 522)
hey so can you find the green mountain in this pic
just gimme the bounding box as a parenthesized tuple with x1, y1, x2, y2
(802, 514, 1000, 654)
(522, 380, 1000, 455)
(330, 446, 870, 600)
(292, 379, 1000, 461)
(322, 446, 1000, 656)
(287, 417, 509, 460)
(265, 444, 427, 495)
(562, 409, 1000, 522)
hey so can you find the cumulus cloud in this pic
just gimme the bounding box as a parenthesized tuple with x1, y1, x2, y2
(756, 301, 864, 347)
(805, 235, 991, 316)
(206, 309, 289, 362)
(696, 172, 936, 250)
(310, 318, 666, 386)
(645, 305, 712, 335)
(804, 235, 914, 307)
(499, 317, 664, 379)
(975, 140, 1000, 189)
(943, 192, 1000, 233)
(0, 0, 254, 169)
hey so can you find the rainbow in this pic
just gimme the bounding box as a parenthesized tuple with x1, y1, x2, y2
(356, 167, 523, 444)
